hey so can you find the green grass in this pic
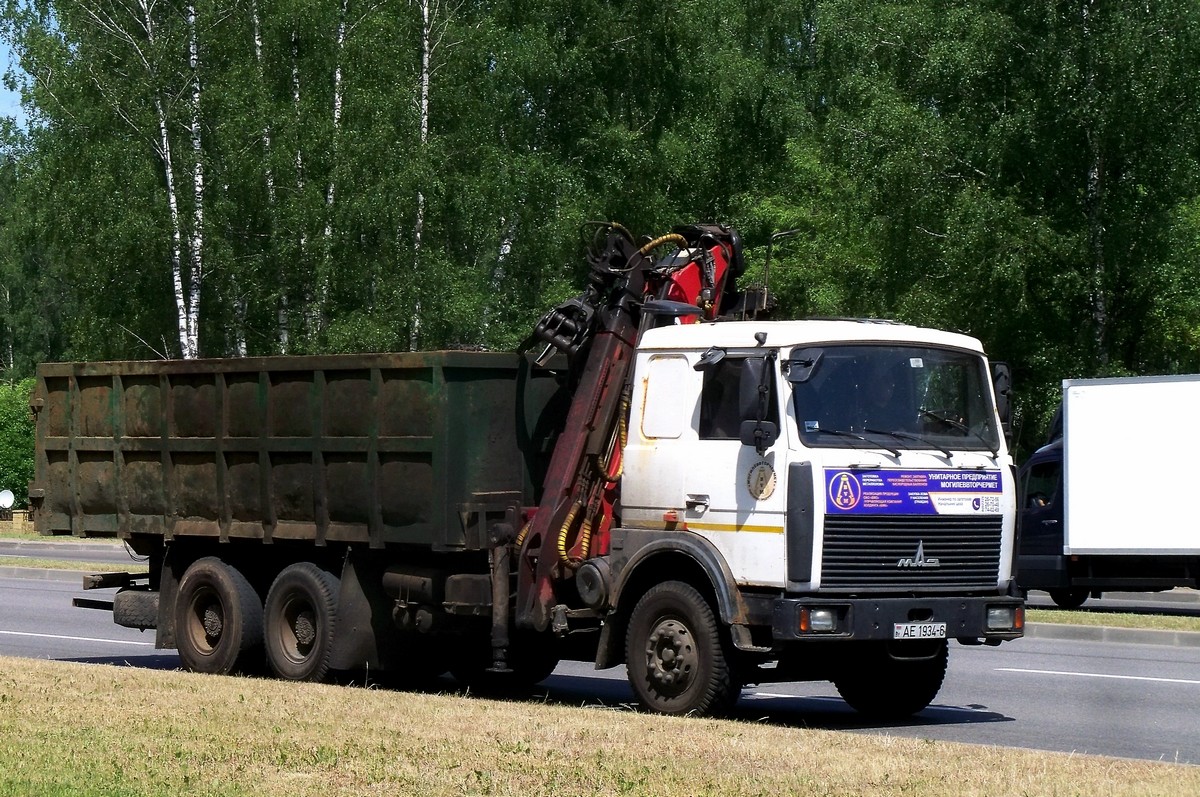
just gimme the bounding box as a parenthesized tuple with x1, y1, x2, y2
(0, 556, 138, 573)
(0, 656, 1195, 797)
(0, 530, 123, 544)
(1027, 608, 1200, 634)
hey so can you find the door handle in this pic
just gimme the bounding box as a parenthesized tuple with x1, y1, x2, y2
(685, 495, 710, 513)
(1041, 519, 1059, 526)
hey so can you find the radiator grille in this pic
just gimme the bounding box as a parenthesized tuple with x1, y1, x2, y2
(820, 515, 1002, 591)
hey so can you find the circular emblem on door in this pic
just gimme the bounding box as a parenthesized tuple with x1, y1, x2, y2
(747, 460, 777, 500)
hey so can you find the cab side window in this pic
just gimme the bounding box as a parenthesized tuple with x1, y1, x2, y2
(699, 358, 778, 440)
(1021, 460, 1061, 509)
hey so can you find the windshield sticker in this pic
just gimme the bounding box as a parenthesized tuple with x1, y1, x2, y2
(825, 469, 1002, 515)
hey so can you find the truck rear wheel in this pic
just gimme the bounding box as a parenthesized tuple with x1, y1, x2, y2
(625, 580, 739, 716)
(175, 557, 264, 675)
(833, 640, 948, 719)
(264, 563, 340, 682)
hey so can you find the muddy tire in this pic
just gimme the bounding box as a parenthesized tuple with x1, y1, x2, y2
(175, 557, 264, 675)
(625, 580, 739, 716)
(834, 640, 948, 719)
(113, 588, 159, 631)
(264, 563, 340, 682)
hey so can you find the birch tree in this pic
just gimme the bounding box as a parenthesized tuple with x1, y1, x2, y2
(184, 0, 204, 358)
(406, 0, 459, 349)
(68, 0, 201, 357)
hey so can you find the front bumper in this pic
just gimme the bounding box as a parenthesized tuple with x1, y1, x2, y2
(770, 595, 1024, 643)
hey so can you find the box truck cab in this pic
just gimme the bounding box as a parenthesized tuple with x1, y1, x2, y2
(1017, 375, 1200, 608)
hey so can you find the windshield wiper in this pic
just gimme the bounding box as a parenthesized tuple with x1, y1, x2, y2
(815, 427, 900, 457)
(916, 410, 1000, 457)
(864, 428, 952, 458)
(918, 409, 968, 433)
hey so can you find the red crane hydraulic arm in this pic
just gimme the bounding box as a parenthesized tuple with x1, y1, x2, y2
(513, 222, 747, 633)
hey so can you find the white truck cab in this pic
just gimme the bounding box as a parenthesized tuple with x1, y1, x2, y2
(572, 318, 1021, 718)
(622, 319, 1017, 593)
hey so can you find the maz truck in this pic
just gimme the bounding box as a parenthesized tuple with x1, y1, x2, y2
(30, 223, 1024, 718)
(1018, 375, 1200, 608)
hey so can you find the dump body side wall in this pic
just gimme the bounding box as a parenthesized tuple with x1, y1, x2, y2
(32, 351, 566, 551)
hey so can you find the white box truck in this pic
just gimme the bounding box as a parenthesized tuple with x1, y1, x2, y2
(1017, 375, 1200, 607)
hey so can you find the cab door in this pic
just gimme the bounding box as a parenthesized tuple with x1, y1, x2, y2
(1016, 445, 1065, 589)
(680, 353, 789, 588)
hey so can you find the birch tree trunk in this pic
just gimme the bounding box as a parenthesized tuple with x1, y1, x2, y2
(482, 217, 514, 339)
(156, 90, 191, 358)
(77, 0, 193, 357)
(409, 0, 433, 350)
(250, 0, 280, 354)
(312, 0, 348, 340)
(289, 25, 306, 351)
(185, 0, 205, 359)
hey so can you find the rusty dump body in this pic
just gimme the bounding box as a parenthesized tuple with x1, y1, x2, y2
(31, 351, 568, 551)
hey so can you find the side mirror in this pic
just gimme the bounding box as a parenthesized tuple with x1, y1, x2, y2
(739, 357, 768, 419)
(740, 419, 779, 454)
(739, 355, 778, 454)
(992, 361, 1012, 441)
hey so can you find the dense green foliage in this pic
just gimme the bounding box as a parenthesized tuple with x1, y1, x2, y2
(0, 0, 1197, 455)
(0, 377, 33, 503)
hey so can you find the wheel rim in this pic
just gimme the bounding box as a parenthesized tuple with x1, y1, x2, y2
(184, 586, 224, 657)
(276, 593, 317, 665)
(644, 617, 697, 695)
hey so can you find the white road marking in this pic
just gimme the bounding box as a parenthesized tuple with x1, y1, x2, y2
(998, 667, 1200, 686)
(0, 630, 153, 647)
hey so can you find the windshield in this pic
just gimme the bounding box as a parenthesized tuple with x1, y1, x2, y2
(788, 344, 1000, 454)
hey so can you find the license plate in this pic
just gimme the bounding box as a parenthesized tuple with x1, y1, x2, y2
(893, 622, 947, 640)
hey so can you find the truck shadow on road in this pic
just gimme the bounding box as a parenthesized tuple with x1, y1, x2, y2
(523, 673, 1015, 731)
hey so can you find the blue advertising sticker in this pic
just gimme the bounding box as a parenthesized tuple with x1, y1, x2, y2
(825, 469, 1002, 516)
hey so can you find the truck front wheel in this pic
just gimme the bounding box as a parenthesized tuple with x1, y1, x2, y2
(625, 581, 739, 716)
(833, 640, 948, 719)
(175, 557, 264, 675)
(264, 563, 340, 682)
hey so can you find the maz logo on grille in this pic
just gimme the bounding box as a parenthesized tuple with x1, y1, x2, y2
(897, 540, 941, 569)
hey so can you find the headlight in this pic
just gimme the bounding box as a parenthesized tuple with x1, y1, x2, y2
(986, 605, 1022, 631)
(799, 607, 838, 633)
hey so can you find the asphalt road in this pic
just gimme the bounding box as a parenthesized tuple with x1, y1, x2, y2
(3, 570, 1199, 764)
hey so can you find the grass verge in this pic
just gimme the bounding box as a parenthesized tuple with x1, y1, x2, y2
(1026, 608, 1200, 634)
(0, 531, 123, 544)
(0, 657, 1195, 797)
(0, 557, 137, 573)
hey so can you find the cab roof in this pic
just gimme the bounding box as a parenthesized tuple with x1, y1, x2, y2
(636, 319, 986, 354)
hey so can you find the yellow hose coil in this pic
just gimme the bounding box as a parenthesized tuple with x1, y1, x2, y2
(638, 233, 687, 256)
(556, 501, 583, 566)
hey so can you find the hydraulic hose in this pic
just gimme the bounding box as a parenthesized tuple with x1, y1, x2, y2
(598, 395, 629, 483)
(556, 501, 584, 567)
(638, 233, 688, 257)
